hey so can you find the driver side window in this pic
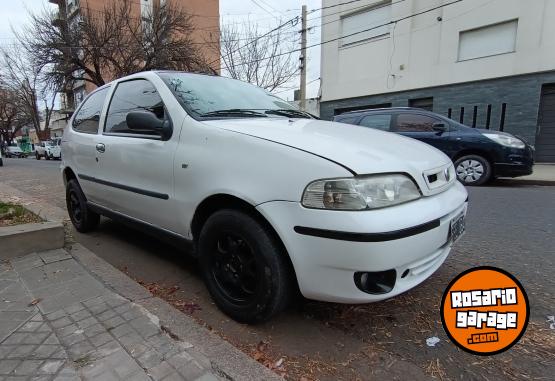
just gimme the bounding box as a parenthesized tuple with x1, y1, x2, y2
(104, 79, 167, 136)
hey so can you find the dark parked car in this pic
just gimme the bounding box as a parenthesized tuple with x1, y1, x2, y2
(333, 108, 534, 185)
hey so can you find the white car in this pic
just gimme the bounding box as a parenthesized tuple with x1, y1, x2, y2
(5, 145, 27, 158)
(61, 71, 468, 323)
(36, 140, 61, 160)
(0, 148, 3, 166)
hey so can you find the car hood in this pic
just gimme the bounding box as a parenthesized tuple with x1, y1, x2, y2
(202, 118, 455, 195)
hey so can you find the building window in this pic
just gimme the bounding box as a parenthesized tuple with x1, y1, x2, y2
(458, 20, 518, 61)
(340, 2, 392, 47)
(409, 97, 434, 111)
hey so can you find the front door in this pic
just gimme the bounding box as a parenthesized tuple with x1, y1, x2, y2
(536, 85, 555, 162)
(94, 78, 180, 232)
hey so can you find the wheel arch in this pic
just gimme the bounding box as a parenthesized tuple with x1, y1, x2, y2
(191, 193, 300, 290)
(452, 149, 493, 165)
(62, 166, 78, 187)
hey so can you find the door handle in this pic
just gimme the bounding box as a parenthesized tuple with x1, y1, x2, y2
(96, 143, 105, 153)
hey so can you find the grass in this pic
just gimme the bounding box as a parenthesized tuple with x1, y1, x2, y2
(0, 202, 43, 227)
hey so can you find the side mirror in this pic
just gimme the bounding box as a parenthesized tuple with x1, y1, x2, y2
(432, 122, 447, 133)
(126, 111, 172, 139)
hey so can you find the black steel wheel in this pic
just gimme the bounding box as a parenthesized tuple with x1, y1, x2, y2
(199, 209, 292, 323)
(65, 179, 100, 232)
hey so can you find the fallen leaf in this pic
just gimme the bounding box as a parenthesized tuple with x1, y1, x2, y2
(28, 298, 41, 306)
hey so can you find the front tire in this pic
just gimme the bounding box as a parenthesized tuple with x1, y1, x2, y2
(455, 155, 492, 186)
(198, 209, 292, 323)
(66, 179, 100, 233)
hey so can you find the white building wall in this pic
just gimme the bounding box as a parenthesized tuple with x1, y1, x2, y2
(320, 0, 555, 102)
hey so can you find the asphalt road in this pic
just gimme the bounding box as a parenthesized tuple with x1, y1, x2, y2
(1, 157, 554, 380)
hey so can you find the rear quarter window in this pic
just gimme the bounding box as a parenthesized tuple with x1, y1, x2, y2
(359, 114, 392, 131)
(72, 87, 109, 134)
(335, 116, 359, 125)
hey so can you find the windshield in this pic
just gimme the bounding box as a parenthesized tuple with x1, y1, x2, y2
(47, 141, 57, 147)
(158, 72, 300, 118)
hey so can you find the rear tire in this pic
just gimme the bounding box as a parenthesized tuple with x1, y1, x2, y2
(198, 209, 292, 323)
(66, 179, 100, 233)
(454, 155, 492, 186)
(36, 152, 41, 160)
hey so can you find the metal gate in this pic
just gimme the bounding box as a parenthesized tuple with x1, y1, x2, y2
(536, 84, 555, 162)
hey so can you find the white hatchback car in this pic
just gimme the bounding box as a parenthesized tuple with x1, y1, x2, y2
(62, 71, 468, 323)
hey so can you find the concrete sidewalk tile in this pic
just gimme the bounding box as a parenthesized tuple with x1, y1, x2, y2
(39, 359, 65, 374)
(148, 360, 175, 380)
(88, 332, 113, 348)
(64, 303, 86, 315)
(12, 359, 43, 375)
(83, 324, 105, 338)
(67, 340, 95, 358)
(69, 308, 92, 322)
(6, 344, 37, 359)
(37, 249, 72, 264)
(194, 374, 220, 381)
(0, 359, 20, 375)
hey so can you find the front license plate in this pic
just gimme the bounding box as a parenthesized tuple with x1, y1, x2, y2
(450, 213, 466, 244)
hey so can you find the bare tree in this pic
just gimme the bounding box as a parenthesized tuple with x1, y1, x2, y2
(220, 21, 299, 92)
(17, 0, 215, 105)
(0, 87, 30, 145)
(0, 46, 56, 139)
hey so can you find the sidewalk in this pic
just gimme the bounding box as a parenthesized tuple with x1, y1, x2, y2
(0, 181, 282, 381)
(0, 248, 221, 380)
(0, 245, 282, 381)
(498, 163, 555, 185)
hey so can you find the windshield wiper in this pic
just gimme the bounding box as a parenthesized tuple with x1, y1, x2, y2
(200, 109, 268, 118)
(264, 109, 314, 119)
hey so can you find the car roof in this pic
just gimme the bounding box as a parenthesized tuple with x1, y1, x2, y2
(336, 107, 433, 116)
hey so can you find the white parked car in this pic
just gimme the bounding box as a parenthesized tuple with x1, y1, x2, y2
(61, 71, 468, 323)
(5, 145, 27, 158)
(36, 140, 61, 160)
(0, 148, 3, 166)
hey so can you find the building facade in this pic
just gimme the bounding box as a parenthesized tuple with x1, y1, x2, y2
(49, 0, 220, 107)
(320, 0, 555, 162)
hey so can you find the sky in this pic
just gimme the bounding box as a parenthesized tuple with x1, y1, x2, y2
(0, 0, 322, 101)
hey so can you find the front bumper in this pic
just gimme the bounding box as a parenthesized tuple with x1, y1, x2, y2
(493, 145, 534, 178)
(256, 181, 468, 303)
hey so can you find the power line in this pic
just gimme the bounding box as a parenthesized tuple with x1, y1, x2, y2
(307, 0, 406, 25)
(209, 16, 300, 66)
(308, 0, 366, 14)
(227, 0, 462, 68)
(249, 0, 279, 19)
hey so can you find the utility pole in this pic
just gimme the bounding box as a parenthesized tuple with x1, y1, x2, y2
(299, 5, 307, 111)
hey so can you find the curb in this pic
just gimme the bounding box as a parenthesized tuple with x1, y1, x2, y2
(0, 183, 68, 259)
(493, 179, 555, 186)
(0, 221, 65, 260)
(69, 243, 283, 381)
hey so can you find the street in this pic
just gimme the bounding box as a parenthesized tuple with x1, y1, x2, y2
(1, 157, 554, 380)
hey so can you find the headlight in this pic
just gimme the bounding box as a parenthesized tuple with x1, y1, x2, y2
(483, 133, 525, 149)
(302, 174, 421, 210)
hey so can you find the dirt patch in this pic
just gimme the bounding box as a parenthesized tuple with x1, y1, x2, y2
(0, 202, 42, 226)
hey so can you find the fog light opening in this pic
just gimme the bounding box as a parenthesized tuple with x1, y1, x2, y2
(401, 269, 410, 278)
(354, 270, 396, 295)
